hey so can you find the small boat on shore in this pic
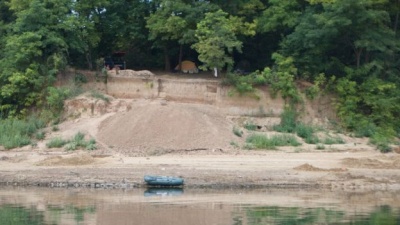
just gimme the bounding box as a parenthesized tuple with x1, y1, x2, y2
(144, 175, 184, 187)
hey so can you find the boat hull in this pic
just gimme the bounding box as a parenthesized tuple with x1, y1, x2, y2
(144, 175, 184, 186)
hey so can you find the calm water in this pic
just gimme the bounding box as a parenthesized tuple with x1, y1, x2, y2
(0, 187, 399, 225)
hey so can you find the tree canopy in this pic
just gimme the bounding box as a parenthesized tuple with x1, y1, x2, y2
(0, 0, 399, 141)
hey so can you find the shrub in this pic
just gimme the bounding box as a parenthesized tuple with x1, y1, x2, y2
(52, 126, 59, 131)
(86, 139, 97, 150)
(46, 137, 67, 148)
(0, 117, 45, 149)
(354, 121, 377, 138)
(35, 131, 46, 140)
(370, 131, 393, 153)
(244, 121, 257, 131)
(273, 108, 297, 133)
(295, 123, 314, 140)
(46, 87, 71, 113)
(246, 134, 301, 150)
(322, 136, 345, 145)
(304, 135, 320, 144)
(230, 141, 240, 148)
(64, 142, 78, 151)
(232, 126, 243, 137)
(90, 90, 110, 103)
(74, 73, 88, 86)
(316, 144, 325, 150)
(58, 132, 97, 151)
(72, 132, 86, 145)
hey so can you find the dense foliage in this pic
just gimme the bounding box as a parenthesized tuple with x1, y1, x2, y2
(0, 0, 399, 143)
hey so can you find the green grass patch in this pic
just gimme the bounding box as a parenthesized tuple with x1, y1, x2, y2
(0, 117, 46, 149)
(322, 136, 345, 145)
(245, 134, 301, 150)
(46, 132, 97, 151)
(46, 137, 68, 148)
(244, 121, 257, 131)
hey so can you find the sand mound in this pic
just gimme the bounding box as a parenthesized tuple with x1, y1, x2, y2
(97, 100, 240, 155)
(294, 163, 347, 172)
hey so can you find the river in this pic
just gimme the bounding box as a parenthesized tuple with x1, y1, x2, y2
(0, 187, 399, 225)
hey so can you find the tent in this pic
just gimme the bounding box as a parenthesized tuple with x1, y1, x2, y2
(175, 60, 198, 73)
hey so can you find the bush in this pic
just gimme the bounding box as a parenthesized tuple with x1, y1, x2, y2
(244, 121, 257, 131)
(86, 139, 97, 150)
(370, 131, 393, 153)
(322, 136, 345, 145)
(354, 121, 377, 138)
(46, 87, 71, 113)
(66, 132, 90, 150)
(90, 90, 110, 103)
(246, 134, 301, 150)
(316, 144, 325, 150)
(273, 108, 297, 133)
(46, 137, 67, 148)
(35, 131, 46, 140)
(0, 117, 45, 149)
(304, 135, 320, 144)
(46, 132, 97, 151)
(232, 126, 243, 137)
(295, 123, 315, 140)
(74, 73, 88, 86)
(47, 132, 97, 151)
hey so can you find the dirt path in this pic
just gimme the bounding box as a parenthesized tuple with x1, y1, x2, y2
(0, 97, 399, 191)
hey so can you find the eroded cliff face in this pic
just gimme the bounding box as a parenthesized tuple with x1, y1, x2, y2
(76, 69, 336, 126)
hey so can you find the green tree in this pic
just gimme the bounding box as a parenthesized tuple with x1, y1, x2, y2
(146, 0, 217, 71)
(0, 0, 80, 117)
(270, 0, 400, 141)
(71, 0, 109, 69)
(192, 9, 256, 76)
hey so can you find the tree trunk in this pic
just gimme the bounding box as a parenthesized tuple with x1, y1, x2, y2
(394, 0, 400, 33)
(86, 51, 93, 70)
(365, 51, 370, 64)
(163, 46, 171, 71)
(355, 48, 363, 68)
(178, 44, 183, 71)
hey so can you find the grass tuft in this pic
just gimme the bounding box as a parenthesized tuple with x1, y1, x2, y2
(46, 137, 68, 148)
(244, 121, 257, 131)
(246, 134, 301, 150)
(46, 132, 97, 151)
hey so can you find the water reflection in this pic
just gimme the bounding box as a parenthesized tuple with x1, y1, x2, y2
(0, 204, 95, 225)
(237, 205, 400, 225)
(0, 187, 399, 225)
(0, 205, 46, 225)
(144, 188, 184, 197)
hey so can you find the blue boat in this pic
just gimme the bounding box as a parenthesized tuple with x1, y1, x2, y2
(144, 175, 184, 186)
